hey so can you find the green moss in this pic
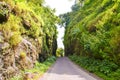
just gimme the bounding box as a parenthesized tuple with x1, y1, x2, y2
(0, 0, 58, 79)
(63, 0, 120, 63)
(28, 22, 41, 38)
(20, 51, 26, 59)
(9, 32, 22, 46)
(61, 1, 120, 80)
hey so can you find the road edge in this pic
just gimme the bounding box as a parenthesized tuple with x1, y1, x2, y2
(67, 57, 103, 80)
(39, 58, 58, 80)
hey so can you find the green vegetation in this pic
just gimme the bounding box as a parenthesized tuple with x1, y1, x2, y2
(0, 0, 58, 79)
(10, 56, 56, 80)
(20, 51, 26, 59)
(56, 48, 64, 57)
(9, 32, 22, 46)
(69, 55, 120, 80)
(61, 0, 120, 79)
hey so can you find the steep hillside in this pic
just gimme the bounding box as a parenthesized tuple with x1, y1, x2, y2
(62, 0, 120, 63)
(0, 0, 58, 79)
(61, 0, 120, 79)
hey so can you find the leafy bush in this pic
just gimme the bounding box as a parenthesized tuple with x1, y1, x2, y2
(56, 48, 64, 57)
(69, 55, 120, 80)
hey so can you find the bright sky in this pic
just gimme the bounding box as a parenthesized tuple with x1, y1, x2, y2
(45, 0, 75, 48)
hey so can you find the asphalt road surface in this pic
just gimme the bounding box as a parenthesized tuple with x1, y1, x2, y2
(40, 57, 102, 80)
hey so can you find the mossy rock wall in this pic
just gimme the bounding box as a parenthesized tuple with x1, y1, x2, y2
(63, 0, 120, 64)
(0, 0, 58, 79)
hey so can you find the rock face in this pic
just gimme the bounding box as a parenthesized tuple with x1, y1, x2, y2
(0, 32, 38, 79)
(0, 2, 10, 23)
(0, 1, 58, 80)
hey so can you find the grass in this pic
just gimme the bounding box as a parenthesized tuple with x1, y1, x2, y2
(10, 56, 56, 80)
(69, 55, 120, 80)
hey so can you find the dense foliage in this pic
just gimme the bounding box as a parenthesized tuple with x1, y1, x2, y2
(61, 0, 120, 79)
(0, 0, 58, 79)
(56, 48, 64, 57)
(62, 0, 120, 63)
(69, 55, 120, 80)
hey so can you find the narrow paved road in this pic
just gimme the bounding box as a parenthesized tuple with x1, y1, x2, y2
(40, 57, 101, 80)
